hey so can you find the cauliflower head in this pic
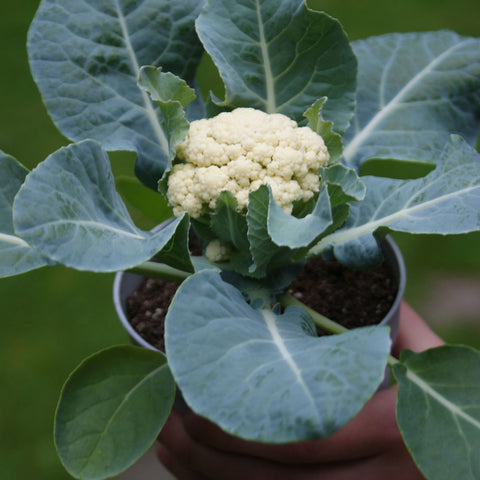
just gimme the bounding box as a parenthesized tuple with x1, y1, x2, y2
(167, 108, 330, 218)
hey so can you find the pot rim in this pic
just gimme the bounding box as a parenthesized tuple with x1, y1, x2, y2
(113, 235, 406, 352)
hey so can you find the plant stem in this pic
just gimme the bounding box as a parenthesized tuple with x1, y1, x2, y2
(126, 261, 190, 282)
(279, 293, 401, 369)
(278, 293, 348, 334)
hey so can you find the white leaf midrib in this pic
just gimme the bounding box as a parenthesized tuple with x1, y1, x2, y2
(343, 40, 467, 163)
(0, 232, 30, 247)
(262, 309, 317, 411)
(113, 0, 169, 155)
(312, 184, 478, 253)
(406, 369, 480, 430)
(26, 219, 145, 240)
(254, 0, 276, 113)
(77, 364, 168, 475)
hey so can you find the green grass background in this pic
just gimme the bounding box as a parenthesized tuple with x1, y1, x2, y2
(1, 1, 479, 479)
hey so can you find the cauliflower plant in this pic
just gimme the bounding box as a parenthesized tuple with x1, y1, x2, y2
(167, 108, 330, 218)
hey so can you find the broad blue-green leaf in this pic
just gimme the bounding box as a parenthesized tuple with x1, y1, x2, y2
(303, 98, 343, 164)
(0, 151, 48, 277)
(311, 136, 480, 267)
(196, 0, 357, 133)
(343, 31, 480, 170)
(13, 140, 187, 272)
(55, 346, 175, 480)
(28, 0, 205, 188)
(115, 175, 173, 225)
(394, 346, 480, 480)
(166, 270, 392, 442)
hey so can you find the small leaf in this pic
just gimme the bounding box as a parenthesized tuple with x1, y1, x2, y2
(247, 186, 294, 277)
(196, 0, 357, 133)
(0, 151, 48, 277)
(55, 346, 175, 480)
(13, 140, 186, 272)
(267, 187, 333, 249)
(165, 270, 391, 442)
(320, 164, 366, 206)
(153, 216, 194, 273)
(394, 346, 480, 480)
(311, 136, 480, 267)
(343, 31, 480, 170)
(138, 67, 197, 108)
(138, 67, 194, 159)
(303, 98, 343, 164)
(210, 191, 249, 251)
(28, 0, 205, 188)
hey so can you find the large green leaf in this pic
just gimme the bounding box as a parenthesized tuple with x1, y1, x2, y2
(394, 346, 480, 480)
(13, 140, 187, 272)
(343, 31, 480, 170)
(196, 0, 357, 133)
(165, 270, 391, 442)
(27, 0, 205, 188)
(0, 151, 48, 277)
(311, 136, 480, 267)
(55, 346, 175, 480)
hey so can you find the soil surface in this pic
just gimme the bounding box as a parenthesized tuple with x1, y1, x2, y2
(126, 257, 398, 351)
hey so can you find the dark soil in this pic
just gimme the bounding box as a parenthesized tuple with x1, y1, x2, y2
(289, 258, 397, 334)
(126, 257, 398, 351)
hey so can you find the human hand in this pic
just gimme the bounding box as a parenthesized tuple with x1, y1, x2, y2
(157, 301, 444, 480)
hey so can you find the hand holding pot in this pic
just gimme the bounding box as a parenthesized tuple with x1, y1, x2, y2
(157, 301, 444, 480)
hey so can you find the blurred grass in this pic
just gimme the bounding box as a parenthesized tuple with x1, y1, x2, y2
(0, 1, 479, 479)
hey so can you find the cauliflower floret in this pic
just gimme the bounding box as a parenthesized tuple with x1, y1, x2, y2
(167, 108, 329, 218)
(205, 239, 232, 262)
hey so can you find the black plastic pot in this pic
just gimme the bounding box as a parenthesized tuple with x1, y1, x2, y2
(113, 235, 406, 387)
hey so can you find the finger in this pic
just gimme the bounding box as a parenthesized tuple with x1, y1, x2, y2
(158, 411, 299, 480)
(159, 411, 423, 480)
(183, 387, 402, 464)
(393, 301, 444, 355)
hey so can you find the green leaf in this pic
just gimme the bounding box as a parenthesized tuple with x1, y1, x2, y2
(343, 31, 480, 170)
(13, 140, 187, 272)
(0, 151, 48, 277)
(246, 186, 296, 277)
(196, 0, 357, 133)
(394, 346, 480, 480)
(115, 175, 173, 225)
(165, 270, 392, 442)
(303, 98, 343, 164)
(267, 186, 333, 249)
(28, 0, 205, 188)
(210, 191, 249, 251)
(137, 67, 195, 160)
(153, 216, 194, 273)
(320, 164, 366, 206)
(138, 67, 197, 108)
(55, 346, 175, 480)
(311, 136, 480, 267)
